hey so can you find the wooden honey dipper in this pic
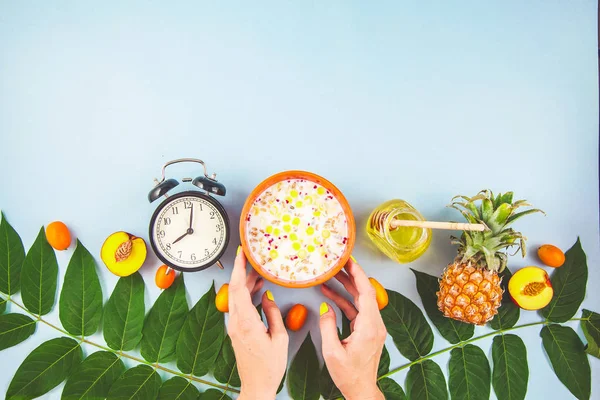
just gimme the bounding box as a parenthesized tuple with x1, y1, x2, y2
(369, 210, 487, 232)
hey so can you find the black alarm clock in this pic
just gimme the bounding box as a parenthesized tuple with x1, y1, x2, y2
(148, 158, 230, 272)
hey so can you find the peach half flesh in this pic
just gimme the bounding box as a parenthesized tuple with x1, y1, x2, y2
(508, 266, 553, 310)
(101, 232, 147, 277)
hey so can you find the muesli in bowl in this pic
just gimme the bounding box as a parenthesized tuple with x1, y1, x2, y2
(239, 171, 355, 288)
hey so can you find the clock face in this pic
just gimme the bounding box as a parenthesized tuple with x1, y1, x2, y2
(150, 192, 229, 271)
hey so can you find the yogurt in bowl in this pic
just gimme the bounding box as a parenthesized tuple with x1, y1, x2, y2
(240, 171, 355, 288)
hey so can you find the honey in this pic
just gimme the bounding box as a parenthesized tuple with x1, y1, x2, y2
(366, 199, 431, 263)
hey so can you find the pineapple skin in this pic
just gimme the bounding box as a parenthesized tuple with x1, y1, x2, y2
(436, 261, 503, 325)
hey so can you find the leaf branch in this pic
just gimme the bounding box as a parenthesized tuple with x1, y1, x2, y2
(5, 296, 240, 394)
(379, 317, 590, 380)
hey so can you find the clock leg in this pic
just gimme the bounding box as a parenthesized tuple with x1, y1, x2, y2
(216, 260, 224, 270)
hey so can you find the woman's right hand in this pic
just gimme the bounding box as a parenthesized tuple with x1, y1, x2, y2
(319, 258, 387, 400)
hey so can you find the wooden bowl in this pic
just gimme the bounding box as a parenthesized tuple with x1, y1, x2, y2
(239, 170, 355, 288)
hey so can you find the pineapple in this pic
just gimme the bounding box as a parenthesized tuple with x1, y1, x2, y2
(436, 190, 544, 325)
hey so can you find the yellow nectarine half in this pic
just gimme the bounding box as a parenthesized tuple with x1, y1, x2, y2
(101, 231, 147, 277)
(508, 266, 553, 310)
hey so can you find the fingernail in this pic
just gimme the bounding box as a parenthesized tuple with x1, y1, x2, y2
(236, 246, 242, 256)
(320, 302, 329, 316)
(266, 290, 274, 301)
(350, 255, 357, 263)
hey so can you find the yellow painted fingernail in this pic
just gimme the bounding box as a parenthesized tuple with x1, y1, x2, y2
(266, 290, 274, 301)
(350, 255, 357, 263)
(320, 302, 329, 316)
(237, 246, 242, 256)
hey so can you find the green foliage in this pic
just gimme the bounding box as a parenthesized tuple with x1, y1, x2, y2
(581, 309, 600, 358)
(288, 333, 320, 400)
(141, 273, 188, 363)
(491, 334, 528, 400)
(59, 240, 103, 336)
(448, 344, 491, 400)
(0, 215, 599, 400)
(0, 212, 25, 295)
(106, 364, 162, 400)
(103, 272, 145, 351)
(541, 324, 591, 400)
(158, 377, 200, 400)
(412, 268, 474, 343)
(21, 227, 58, 315)
(381, 289, 433, 361)
(406, 360, 447, 400)
(541, 238, 588, 322)
(200, 389, 232, 400)
(488, 268, 520, 330)
(0, 313, 36, 351)
(7, 337, 82, 399)
(62, 351, 125, 400)
(378, 378, 406, 400)
(176, 282, 225, 377)
(214, 335, 241, 387)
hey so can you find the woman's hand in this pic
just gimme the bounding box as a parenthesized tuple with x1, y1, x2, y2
(319, 258, 387, 400)
(228, 247, 289, 400)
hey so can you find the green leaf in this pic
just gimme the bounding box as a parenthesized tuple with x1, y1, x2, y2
(62, 351, 125, 400)
(176, 282, 225, 377)
(378, 345, 391, 377)
(0, 213, 25, 295)
(406, 360, 448, 400)
(107, 364, 162, 400)
(141, 274, 188, 363)
(448, 344, 490, 400)
(380, 289, 434, 361)
(489, 268, 519, 330)
(158, 377, 200, 400)
(200, 389, 232, 400)
(491, 334, 528, 400)
(541, 324, 591, 400)
(59, 240, 103, 336)
(412, 269, 474, 344)
(0, 295, 6, 314)
(378, 378, 407, 400)
(213, 335, 241, 387)
(319, 363, 342, 400)
(288, 333, 320, 400)
(103, 272, 145, 351)
(581, 309, 600, 358)
(21, 227, 58, 315)
(541, 238, 588, 322)
(7, 337, 82, 399)
(0, 313, 36, 351)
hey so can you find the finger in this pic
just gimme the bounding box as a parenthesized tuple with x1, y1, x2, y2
(334, 270, 359, 299)
(250, 278, 264, 296)
(345, 258, 378, 310)
(319, 302, 344, 360)
(229, 247, 260, 318)
(230, 246, 248, 289)
(261, 291, 287, 342)
(246, 268, 261, 292)
(321, 284, 358, 321)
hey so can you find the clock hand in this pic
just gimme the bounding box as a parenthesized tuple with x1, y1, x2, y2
(189, 204, 194, 231)
(172, 231, 189, 244)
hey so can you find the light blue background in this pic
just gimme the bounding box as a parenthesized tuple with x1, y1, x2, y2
(1, 1, 599, 399)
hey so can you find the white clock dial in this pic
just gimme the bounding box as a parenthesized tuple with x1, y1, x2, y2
(151, 195, 228, 269)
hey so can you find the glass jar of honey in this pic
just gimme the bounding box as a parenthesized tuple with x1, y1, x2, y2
(366, 199, 431, 263)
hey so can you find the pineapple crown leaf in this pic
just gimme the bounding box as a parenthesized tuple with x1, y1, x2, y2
(448, 190, 543, 272)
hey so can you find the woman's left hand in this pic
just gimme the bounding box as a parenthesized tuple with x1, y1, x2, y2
(228, 248, 289, 400)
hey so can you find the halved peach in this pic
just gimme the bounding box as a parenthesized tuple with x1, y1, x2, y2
(508, 266, 553, 310)
(101, 231, 147, 277)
